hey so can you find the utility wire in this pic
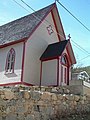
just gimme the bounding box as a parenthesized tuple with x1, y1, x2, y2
(72, 42, 89, 54)
(21, 0, 35, 12)
(17, 0, 66, 39)
(12, 0, 90, 61)
(20, 0, 90, 55)
(20, 0, 65, 39)
(79, 55, 90, 61)
(56, 0, 90, 32)
(12, 0, 30, 12)
(71, 39, 90, 54)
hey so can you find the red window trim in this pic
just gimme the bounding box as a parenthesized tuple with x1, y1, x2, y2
(61, 53, 69, 67)
(5, 48, 15, 74)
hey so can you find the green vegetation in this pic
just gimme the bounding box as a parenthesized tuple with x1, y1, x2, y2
(72, 66, 90, 75)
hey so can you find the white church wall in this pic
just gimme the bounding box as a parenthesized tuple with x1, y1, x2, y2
(23, 12, 59, 85)
(41, 59, 57, 86)
(0, 42, 23, 85)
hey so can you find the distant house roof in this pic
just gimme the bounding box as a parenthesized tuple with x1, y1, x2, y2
(40, 40, 68, 61)
(0, 3, 55, 45)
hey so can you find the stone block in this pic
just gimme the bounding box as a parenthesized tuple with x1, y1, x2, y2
(4, 90, 14, 100)
(30, 91, 41, 101)
(6, 114, 17, 120)
(52, 94, 57, 101)
(25, 114, 35, 120)
(57, 94, 63, 100)
(74, 95, 80, 102)
(24, 91, 30, 99)
(41, 92, 51, 101)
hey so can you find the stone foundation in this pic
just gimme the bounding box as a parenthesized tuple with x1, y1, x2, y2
(0, 86, 90, 120)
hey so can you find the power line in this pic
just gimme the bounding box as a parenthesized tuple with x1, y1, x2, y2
(71, 42, 88, 54)
(71, 42, 90, 61)
(79, 54, 90, 61)
(56, 0, 90, 32)
(12, 0, 30, 13)
(20, 0, 66, 39)
(20, 0, 90, 56)
(71, 39, 90, 55)
(13, 0, 65, 39)
(12, 0, 90, 62)
(21, 0, 35, 12)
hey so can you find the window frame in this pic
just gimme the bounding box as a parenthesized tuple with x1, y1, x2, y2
(61, 55, 68, 66)
(5, 48, 15, 74)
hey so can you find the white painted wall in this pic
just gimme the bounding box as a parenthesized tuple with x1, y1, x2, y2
(69, 66, 71, 81)
(0, 42, 23, 85)
(41, 59, 57, 86)
(59, 58, 61, 85)
(23, 12, 59, 85)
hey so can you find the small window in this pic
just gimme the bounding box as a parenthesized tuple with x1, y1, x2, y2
(61, 55, 67, 65)
(5, 48, 15, 73)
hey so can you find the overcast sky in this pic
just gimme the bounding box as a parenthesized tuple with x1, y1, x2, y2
(0, 0, 90, 67)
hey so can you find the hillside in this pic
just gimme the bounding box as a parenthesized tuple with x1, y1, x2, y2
(72, 66, 90, 75)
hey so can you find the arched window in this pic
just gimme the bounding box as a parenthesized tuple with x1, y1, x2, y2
(5, 48, 15, 73)
(61, 55, 67, 65)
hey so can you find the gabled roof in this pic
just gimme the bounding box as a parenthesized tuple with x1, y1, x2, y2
(40, 40, 68, 61)
(0, 3, 55, 45)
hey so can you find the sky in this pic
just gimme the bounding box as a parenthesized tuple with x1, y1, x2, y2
(0, 0, 90, 67)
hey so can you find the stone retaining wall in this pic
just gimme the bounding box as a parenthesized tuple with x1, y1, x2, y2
(0, 86, 90, 120)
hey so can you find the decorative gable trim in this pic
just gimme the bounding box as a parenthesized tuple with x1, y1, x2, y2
(51, 10, 61, 41)
(55, 4, 66, 39)
(27, 3, 56, 40)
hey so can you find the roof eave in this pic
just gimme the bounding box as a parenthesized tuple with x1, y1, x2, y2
(67, 40, 76, 65)
(0, 37, 28, 48)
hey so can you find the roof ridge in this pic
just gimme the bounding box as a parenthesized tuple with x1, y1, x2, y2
(0, 3, 56, 45)
(0, 3, 55, 27)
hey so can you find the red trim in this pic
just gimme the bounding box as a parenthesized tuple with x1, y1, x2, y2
(40, 61, 42, 86)
(66, 46, 72, 65)
(51, 10, 61, 41)
(60, 53, 70, 85)
(57, 58, 59, 86)
(68, 40, 76, 64)
(61, 53, 69, 67)
(41, 56, 58, 61)
(0, 82, 34, 86)
(66, 40, 76, 65)
(21, 41, 26, 82)
(22, 82, 33, 86)
(55, 4, 66, 39)
(5, 48, 15, 73)
(0, 37, 28, 49)
(0, 4, 56, 50)
(27, 4, 56, 40)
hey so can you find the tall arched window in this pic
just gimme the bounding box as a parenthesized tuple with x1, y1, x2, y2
(5, 48, 15, 73)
